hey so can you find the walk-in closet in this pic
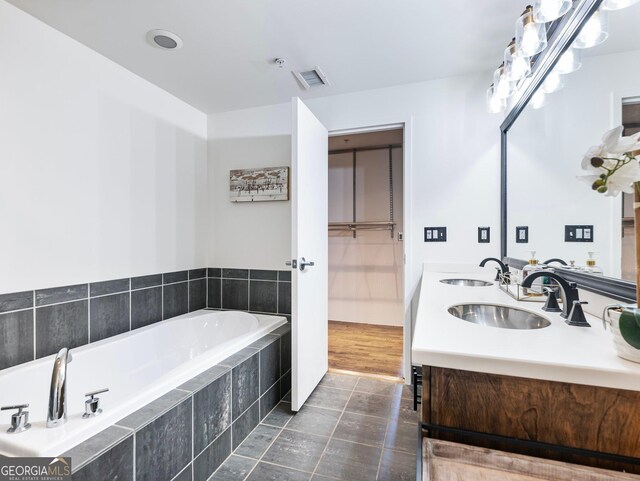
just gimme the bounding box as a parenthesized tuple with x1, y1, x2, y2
(327, 128, 404, 378)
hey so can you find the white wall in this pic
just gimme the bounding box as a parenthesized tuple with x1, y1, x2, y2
(507, 50, 640, 277)
(328, 147, 404, 326)
(0, 1, 208, 293)
(207, 103, 292, 271)
(207, 73, 502, 324)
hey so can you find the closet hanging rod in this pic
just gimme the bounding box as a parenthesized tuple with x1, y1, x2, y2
(329, 221, 396, 227)
(328, 143, 402, 155)
(328, 222, 396, 237)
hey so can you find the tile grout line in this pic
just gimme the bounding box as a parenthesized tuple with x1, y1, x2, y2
(230, 365, 234, 450)
(87, 284, 91, 344)
(171, 461, 191, 481)
(0, 305, 36, 316)
(281, 424, 391, 451)
(32, 291, 36, 360)
(132, 431, 137, 481)
(375, 414, 392, 480)
(191, 391, 195, 476)
(67, 430, 134, 473)
(309, 376, 359, 478)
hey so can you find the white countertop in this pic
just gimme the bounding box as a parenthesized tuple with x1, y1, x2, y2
(411, 263, 640, 392)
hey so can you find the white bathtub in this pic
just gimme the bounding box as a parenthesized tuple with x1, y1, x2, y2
(0, 309, 287, 457)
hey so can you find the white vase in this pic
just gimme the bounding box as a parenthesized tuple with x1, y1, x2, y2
(605, 307, 640, 364)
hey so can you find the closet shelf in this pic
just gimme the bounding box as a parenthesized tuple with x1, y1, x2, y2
(328, 221, 396, 238)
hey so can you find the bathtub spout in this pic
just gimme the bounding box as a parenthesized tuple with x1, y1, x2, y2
(47, 348, 73, 428)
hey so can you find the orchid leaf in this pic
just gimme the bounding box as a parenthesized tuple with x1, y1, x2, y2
(619, 308, 640, 350)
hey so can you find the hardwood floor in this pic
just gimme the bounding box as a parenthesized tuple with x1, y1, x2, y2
(328, 320, 404, 378)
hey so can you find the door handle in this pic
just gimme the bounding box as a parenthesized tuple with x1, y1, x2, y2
(299, 257, 315, 271)
(285, 259, 297, 269)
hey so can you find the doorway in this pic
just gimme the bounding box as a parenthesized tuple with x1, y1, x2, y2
(327, 128, 404, 379)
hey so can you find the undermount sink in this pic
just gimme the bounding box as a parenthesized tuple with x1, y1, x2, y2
(448, 304, 550, 330)
(440, 278, 493, 287)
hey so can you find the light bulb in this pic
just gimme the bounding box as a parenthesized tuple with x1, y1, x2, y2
(574, 9, 609, 48)
(541, 71, 565, 94)
(520, 25, 544, 54)
(516, 7, 548, 57)
(493, 64, 515, 99)
(602, 0, 640, 10)
(554, 47, 581, 74)
(531, 90, 547, 109)
(504, 39, 531, 81)
(533, 0, 572, 22)
(486, 84, 506, 114)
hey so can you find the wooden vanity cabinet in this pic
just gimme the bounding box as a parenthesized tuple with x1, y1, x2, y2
(421, 366, 640, 474)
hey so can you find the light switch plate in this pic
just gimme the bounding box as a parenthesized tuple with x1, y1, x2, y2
(516, 226, 529, 244)
(478, 227, 490, 243)
(565, 225, 594, 242)
(424, 227, 447, 242)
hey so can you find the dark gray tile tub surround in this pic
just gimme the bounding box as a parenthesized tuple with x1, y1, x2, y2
(0, 268, 214, 370)
(207, 268, 291, 318)
(59, 325, 292, 481)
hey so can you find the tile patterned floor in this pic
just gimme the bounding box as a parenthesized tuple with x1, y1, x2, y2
(209, 372, 417, 481)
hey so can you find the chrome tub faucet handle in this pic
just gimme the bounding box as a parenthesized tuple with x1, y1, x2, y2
(83, 388, 109, 419)
(1, 404, 31, 434)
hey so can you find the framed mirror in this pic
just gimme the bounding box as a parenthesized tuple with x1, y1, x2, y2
(500, 0, 638, 302)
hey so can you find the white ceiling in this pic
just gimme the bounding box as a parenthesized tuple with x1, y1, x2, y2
(8, 0, 640, 114)
(8, 0, 527, 114)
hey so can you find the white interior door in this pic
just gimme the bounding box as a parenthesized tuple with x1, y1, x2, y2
(290, 97, 328, 411)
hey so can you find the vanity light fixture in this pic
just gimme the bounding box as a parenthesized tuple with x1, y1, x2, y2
(486, 84, 507, 113)
(554, 47, 582, 74)
(531, 90, 547, 109)
(504, 38, 531, 81)
(516, 6, 548, 57)
(540, 71, 565, 94)
(574, 8, 609, 48)
(493, 63, 515, 99)
(533, 0, 572, 23)
(602, 0, 640, 10)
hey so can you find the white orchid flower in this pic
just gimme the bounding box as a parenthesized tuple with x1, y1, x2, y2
(601, 125, 640, 155)
(602, 160, 640, 196)
(580, 144, 608, 172)
(579, 125, 640, 197)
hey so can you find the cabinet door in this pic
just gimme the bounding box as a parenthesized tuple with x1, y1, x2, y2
(423, 367, 640, 472)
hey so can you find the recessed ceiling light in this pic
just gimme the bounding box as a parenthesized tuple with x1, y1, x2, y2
(146, 29, 183, 50)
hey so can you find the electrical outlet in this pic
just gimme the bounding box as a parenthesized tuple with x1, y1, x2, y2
(478, 227, 490, 243)
(424, 227, 447, 242)
(516, 226, 529, 243)
(565, 225, 594, 242)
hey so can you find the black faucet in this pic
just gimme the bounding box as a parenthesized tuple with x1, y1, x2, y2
(479, 257, 509, 281)
(543, 258, 568, 266)
(521, 272, 590, 327)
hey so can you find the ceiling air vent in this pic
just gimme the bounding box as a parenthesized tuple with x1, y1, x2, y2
(294, 67, 330, 90)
